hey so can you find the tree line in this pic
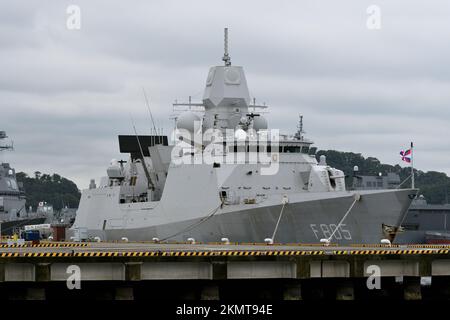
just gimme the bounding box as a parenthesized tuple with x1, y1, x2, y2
(316, 150, 450, 204)
(14, 150, 450, 209)
(16, 172, 81, 211)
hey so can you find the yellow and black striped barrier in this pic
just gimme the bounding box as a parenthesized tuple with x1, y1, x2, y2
(0, 248, 448, 258)
(30, 243, 89, 248)
(403, 244, 450, 248)
(334, 249, 449, 255)
(0, 250, 325, 258)
(350, 244, 401, 248)
(0, 242, 89, 248)
(0, 244, 26, 248)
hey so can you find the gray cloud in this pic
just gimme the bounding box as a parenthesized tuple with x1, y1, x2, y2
(1, 0, 450, 189)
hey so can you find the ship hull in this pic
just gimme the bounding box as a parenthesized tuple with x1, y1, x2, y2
(0, 217, 47, 236)
(78, 189, 416, 244)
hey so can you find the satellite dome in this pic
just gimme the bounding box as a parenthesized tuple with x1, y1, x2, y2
(107, 159, 123, 178)
(234, 128, 247, 141)
(252, 115, 268, 131)
(177, 112, 201, 133)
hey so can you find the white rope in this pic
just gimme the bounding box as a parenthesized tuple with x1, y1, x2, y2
(159, 203, 222, 241)
(396, 174, 411, 189)
(271, 198, 288, 242)
(327, 195, 359, 242)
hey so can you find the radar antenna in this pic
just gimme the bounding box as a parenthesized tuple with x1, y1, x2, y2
(294, 115, 305, 141)
(129, 115, 155, 191)
(0, 131, 13, 152)
(222, 28, 231, 66)
(142, 88, 159, 146)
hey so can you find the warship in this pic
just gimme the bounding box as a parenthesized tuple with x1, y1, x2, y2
(0, 131, 49, 235)
(396, 195, 450, 244)
(351, 170, 450, 244)
(70, 29, 417, 244)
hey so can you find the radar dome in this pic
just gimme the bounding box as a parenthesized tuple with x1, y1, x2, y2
(234, 128, 247, 141)
(177, 112, 201, 133)
(252, 116, 268, 131)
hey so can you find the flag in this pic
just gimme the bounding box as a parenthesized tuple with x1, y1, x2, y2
(400, 149, 411, 163)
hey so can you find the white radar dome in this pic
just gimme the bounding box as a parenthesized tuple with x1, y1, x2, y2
(234, 128, 247, 141)
(252, 116, 268, 131)
(176, 112, 201, 133)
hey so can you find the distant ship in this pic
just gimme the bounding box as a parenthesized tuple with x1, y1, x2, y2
(351, 168, 450, 243)
(70, 29, 417, 244)
(0, 131, 51, 235)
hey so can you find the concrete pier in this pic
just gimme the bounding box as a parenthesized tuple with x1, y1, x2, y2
(0, 242, 448, 300)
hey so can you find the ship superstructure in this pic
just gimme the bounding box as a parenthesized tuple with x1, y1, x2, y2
(0, 131, 26, 221)
(0, 131, 50, 235)
(71, 29, 417, 244)
(351, 171, 450, 244)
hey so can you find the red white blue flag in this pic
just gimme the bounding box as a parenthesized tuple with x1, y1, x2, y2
(400, 149, 412, 163)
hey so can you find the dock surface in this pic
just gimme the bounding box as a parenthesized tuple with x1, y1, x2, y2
(1, 242, 449, 300)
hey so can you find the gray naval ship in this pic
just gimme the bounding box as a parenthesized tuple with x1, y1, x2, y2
(0, 131, 49, 235)
(351, 170, 450, 244)
(70, 29, 417, 244)
(400, 196, 450, 244)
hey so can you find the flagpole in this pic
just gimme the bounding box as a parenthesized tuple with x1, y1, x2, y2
(411, 141, 415, 189)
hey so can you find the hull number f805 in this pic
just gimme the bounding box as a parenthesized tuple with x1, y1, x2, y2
(310, 223, 352, 240)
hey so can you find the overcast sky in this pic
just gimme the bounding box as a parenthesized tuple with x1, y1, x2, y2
(1, 0, 450, 189)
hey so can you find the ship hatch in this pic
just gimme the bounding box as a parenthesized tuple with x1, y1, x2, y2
(327, 169, 336, 189)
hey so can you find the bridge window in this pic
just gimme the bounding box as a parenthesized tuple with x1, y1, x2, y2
(283, 146, 301, 153)
(227, 144, 283, 153)
(266, 145, 280, 153)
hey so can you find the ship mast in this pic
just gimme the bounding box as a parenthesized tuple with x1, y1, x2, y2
(222, 28, 231, 66)
(0, 131, 13, 152)
(294, 115, 305, 141)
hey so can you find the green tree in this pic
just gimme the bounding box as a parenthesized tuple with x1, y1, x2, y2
(16, 172, 81, 211)
(317, 150, 450, 204)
